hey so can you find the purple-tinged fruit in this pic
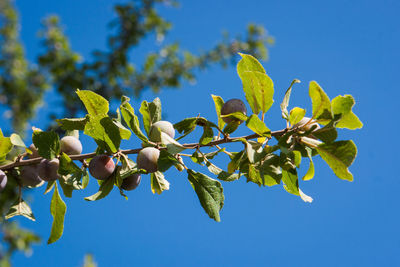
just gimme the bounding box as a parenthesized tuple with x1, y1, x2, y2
(89, 155, 115, 180)
(220, 99, 247, 124)
(38, 159, 60, 181)
(20, 166, 43, 187)
(121, 173, 141, 191)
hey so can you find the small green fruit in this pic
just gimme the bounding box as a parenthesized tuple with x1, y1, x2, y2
(148, 121, 175, 142)
(60, 136, 83, 155)
(137, 147, 160, 173)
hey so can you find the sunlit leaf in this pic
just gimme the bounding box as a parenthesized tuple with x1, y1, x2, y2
(47, 183, 67, 244)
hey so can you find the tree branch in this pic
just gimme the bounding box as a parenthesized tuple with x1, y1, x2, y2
(0, 129, 287, 171)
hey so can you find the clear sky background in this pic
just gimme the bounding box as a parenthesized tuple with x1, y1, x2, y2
(4, 0, 400, 266)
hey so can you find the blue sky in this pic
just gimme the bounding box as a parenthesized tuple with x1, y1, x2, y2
(4, 0, 400, 266)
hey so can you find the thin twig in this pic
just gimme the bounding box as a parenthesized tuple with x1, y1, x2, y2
(0, 129, 286, 171)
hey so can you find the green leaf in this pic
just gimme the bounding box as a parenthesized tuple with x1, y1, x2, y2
(223, 120, 241, 134)
(246, 164, 263, 186)
(289, 107, 306, 126)
(199, 125, 214, 145)
(58, 176, 74, 198)
(245, 140, 264, 164)
(220, 111, 248, 122)
(84, 116, 121, 153)
(174, 117, 197, 134)
(282, 168, 300, 196)
(76, 89, 109, 116)
(5, 198, 35, 221)
(158, 150, 180, 172)
(191, 148, 225, 164)
(10, 133, 25, 147)
(316, 140, 357, 181)
(187, 169, 224, 222)
(291, 150, 302, 168)
(56, 117, 88, 131)
(32, 130, 60, 159)
(0, 130, 13, 158)
(47, 183, 67, 244)
(246, 114, 271, 137)
(280, 79, 301, 120)
(331, 95, 363, 129)
(211, 94, 226, 130)
(260, 154, 282, 186)
(44, 180, 56, 194)
(202, 159, 240, 182)
(84, 175, 115, 201)
(312, 121, 338, 143)
(120, 96, 148, 142)
(302, 147, 315, 181)
(160, 132, 186, 154)
(241, 71, 274, 114)
(112, 119, 131, 140)
(81, 170, 90, 189)
(151, 171, 170, 194)
(58, 153, 82, 176)
(227, 150, 245, 173)
(139, 98, 162, 135)
(237, 54, 264, 114)
(237, 53, 266, 73)
(119, 156, 138, 179)
(309, 81, 333, 123)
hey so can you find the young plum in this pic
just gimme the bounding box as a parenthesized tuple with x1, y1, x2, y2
(0, 170, 7, 192)
(20, 166, 43, 187)
(148, 120, 175, 142)
(28, 144, 40, 159)
(38, 159, 60, 181)
(294, 117, 321, 132)
(220, 99, 247, 124)
(137, 147, 160, 173)
(60, 136, 83, 155)
(89, 155, 115, 180)
(121, 173, 141, 191)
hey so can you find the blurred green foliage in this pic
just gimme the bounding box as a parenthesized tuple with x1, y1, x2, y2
(0, 0, 273, 265)
(0, 0, 273, 134)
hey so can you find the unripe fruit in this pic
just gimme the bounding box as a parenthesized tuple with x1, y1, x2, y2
(148, 120, 175, 142)
(220, 99, 247, 124)
(60, 136, 83, 155)
(20, 166, 43, 187)
(89, 155, 115, 180)
(0, 170, 7, 192)
(121, 173, 141, 191)
(28, 144, 40, 159)
(38, 159, 60, 181)
(137, 147, 160, 173)
(294, 117, 321, 132)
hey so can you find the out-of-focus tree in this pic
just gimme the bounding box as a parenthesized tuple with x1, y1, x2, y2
(0, 0, 273, 134)
(0, 0, 273, 265)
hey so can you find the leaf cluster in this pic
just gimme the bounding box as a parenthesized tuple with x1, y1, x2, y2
(0, 54, 362, 245)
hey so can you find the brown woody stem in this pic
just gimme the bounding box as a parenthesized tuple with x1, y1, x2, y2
(0, 129, 286, 171)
